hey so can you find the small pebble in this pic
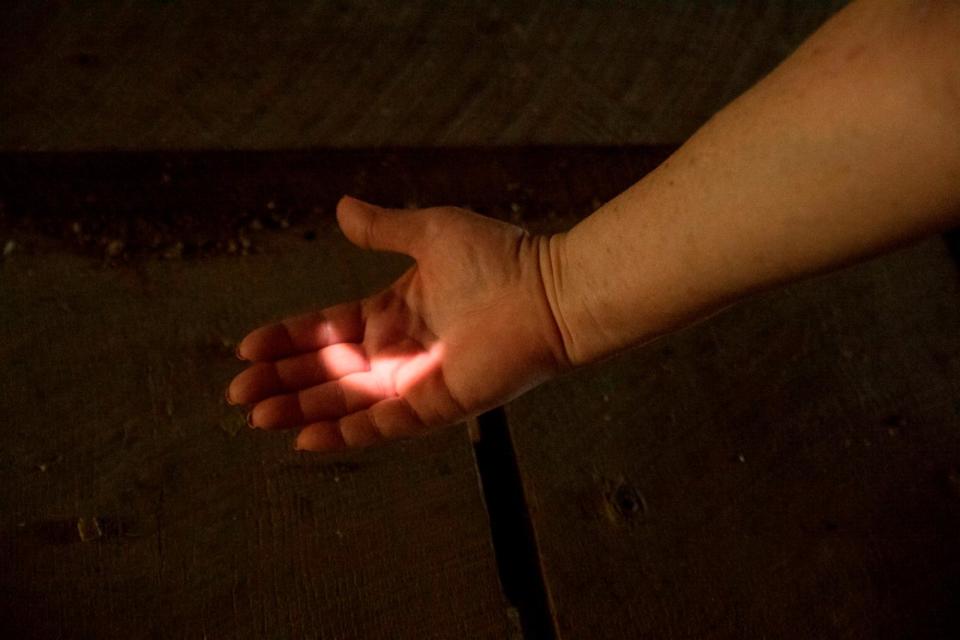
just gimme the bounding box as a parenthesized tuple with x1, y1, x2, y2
(77, 516, 102, 542)
(163, 242, 184, 259)
(220, 413, 246, 437)
(105, 239, 124, 258)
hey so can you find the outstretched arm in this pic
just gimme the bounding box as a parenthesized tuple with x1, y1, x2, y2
(228, 0, 960, 452)
(547, 0, 960, 365)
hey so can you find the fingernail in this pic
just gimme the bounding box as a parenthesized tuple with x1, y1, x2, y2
(235, 346, 246, 361)
(224, 388, 233, 405)
(246, 412, 256, 429)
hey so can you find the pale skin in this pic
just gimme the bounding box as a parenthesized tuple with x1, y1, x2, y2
(227, 0, 960, 452)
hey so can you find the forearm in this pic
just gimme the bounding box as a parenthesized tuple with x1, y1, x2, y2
(542, 0, 960, 366)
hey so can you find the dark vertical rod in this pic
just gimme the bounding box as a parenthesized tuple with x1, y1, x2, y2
(473, 407, 556, 640)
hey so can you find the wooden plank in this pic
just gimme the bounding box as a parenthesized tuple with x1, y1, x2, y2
(0, 1, 845, 150)
(0, 154, 517, 639)
(506, 233, 960, 638)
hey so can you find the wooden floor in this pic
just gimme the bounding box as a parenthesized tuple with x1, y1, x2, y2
(4, 1, 959, 637)
(1, 149, 958, 638)
(1, 0, 845, 150)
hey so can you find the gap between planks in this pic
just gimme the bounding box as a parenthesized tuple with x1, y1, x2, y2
(471, 408, 557, 640)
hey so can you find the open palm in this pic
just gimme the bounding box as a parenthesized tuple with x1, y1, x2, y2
(227, 196, 568, 452)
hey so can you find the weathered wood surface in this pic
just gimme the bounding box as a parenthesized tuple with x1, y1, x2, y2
(4, 148, 958, 639)
(0, 147, 669, 639)
(0, 153, 524, 638)
(507, 234, 960, 638)
(0, 1, 845, 150)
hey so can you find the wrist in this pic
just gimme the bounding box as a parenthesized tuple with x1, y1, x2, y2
(533, 232, 601, 368)
(535, 218, 682, 368)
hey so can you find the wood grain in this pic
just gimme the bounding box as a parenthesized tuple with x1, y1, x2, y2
(0, 147, 669, 639)
(5, 147, 956, 639)
(0, 1, 846, 150)
(0, 155, 515, 638)
(506, 235, 960, 638)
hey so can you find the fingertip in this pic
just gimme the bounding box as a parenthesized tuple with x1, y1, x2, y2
(297, 423, 347, 452)
(335, 195, 351, 219)
(238, 323, 296, 362)
(294, 431, 314, 451)
(336, 195, 368, 247)
(337, 195, 360, 236)
(235, 345, 247, 361)
(335, 195, 421, 255)
(336, 194, 371, 220)
(339, 194, 376, 209)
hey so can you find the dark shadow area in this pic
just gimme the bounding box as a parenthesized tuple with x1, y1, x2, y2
(945, 226, 960, 271)
(0, 147, 673, 262)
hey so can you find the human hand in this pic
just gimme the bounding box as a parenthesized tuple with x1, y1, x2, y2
(226, 196, 570, 452)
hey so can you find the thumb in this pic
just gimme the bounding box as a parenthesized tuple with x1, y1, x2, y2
(336, 195, 423, 256)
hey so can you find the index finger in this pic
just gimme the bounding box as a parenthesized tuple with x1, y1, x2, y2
(237, 300, 364, 361)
